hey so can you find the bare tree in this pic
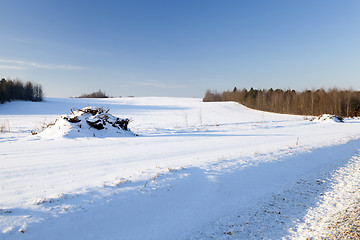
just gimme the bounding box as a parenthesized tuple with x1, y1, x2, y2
(203, 87, 360, 117)
(77, 90, 109, 98)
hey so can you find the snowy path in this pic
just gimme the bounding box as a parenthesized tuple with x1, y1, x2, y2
(288, 147, 360, 239)
(2, 138, 359, 239)
(1, 97, 360, 239)
(189, 139, 360, 239)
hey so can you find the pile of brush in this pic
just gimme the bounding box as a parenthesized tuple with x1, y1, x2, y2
(310, 114, 344, 123)
(38, 107, 135, 138)
(64, 107, 130, 131)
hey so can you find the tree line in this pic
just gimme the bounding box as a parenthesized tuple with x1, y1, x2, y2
(0, 77, 43, 104)
(77, 90, 108, 98)
(203, 87, 360, 117)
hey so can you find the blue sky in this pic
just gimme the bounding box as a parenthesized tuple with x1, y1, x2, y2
(1, 0, 360, 98)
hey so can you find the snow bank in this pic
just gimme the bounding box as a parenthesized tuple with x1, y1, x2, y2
(39, 106, 135, 138)
(310, 114, 344, 123)
(289, 151, 360, 239)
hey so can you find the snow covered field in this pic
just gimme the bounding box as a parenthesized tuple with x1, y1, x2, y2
(1, 97, 360, 239)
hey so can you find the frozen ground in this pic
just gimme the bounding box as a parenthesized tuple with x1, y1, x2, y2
(0, 97, 360, 239)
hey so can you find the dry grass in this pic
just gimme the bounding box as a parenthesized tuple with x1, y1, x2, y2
(320, 202, 360, 239)
(31, 118, 50, 135)
(0, 120, 10, 133)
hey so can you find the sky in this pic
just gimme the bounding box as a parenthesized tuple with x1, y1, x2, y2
(0, 0, 360, 98)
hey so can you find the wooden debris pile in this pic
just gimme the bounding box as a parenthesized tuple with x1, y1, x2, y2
(64, 107, 130, 131)
(37, 106, 134, 138)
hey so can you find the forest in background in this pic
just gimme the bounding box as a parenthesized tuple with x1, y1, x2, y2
(0, 78, 43, 104)
(77, 90, 108, 98)
(203, 88, 360, 117)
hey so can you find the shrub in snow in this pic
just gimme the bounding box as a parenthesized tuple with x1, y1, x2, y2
(38, 107, 135, 138)
(310, 114, 344, 123)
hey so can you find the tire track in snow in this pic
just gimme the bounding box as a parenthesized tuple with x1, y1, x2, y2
(187, 141, 360, 240)
(288, 152, 360, 239)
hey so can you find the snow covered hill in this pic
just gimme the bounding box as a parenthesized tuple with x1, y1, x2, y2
(1, 97, 360, 239)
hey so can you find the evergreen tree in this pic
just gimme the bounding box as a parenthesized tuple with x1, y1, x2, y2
(0, 78, 43, 104)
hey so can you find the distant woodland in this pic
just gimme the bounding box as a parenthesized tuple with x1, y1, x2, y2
(0, 78, 43, 104)
(77, 90, 109, 98)
(203, 88, 360, 117)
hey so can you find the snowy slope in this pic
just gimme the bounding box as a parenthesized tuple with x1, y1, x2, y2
(1, 97, 360, 239)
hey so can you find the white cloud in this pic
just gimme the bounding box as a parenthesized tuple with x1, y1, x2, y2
(140, 81, 167, 88)
(0, 65, 26, 70)
(0, 58, 84, 70)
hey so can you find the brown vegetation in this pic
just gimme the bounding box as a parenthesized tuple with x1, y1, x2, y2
(203, 88, 360, 117)
(77, 90, 108, 98)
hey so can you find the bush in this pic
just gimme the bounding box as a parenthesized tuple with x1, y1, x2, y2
(77, 90, 109, 98)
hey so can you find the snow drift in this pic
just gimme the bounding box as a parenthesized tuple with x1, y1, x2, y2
(39, 106, 135, 138)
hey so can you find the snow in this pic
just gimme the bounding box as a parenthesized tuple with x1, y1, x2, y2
(288, 150, 360, 238)
(1, 97, 360, 239)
